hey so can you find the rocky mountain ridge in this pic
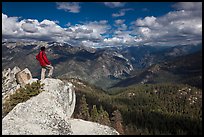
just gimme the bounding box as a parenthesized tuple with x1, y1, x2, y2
(2, 41, 202, 89)
(112, 50, 202, 89)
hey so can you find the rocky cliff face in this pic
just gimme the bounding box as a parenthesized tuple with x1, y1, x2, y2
(2, 66, 21, 101)
(2, 67, 119, 135)
(2, 67, 38, 106)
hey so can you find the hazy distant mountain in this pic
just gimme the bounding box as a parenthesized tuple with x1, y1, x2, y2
(112, 50, 202, 89)
(2, 41, 202, 89)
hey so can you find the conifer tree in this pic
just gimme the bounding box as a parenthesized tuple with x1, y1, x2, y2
(111, 109, 124, 135)
(98, 105, 111, 126)
(77, 94, 90, 121)
(90, 105, 99, 122)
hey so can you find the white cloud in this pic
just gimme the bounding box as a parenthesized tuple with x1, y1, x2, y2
(104, 2, 125, 8)
(112, 11, 125, 17)
(104, 37, 123, 45)
(56, 2, 80, 13)
(2, 13, 68, 42)
(130, 2, 202, 46)
(21, 22, 38, 33)
(112, 8, 133, 18)
(115, 19, 125, 25)
(135, 16, 159, 28)
(172, 2, 202, 11)
(2, 13, 21, 36)
(82, 40, 101, 48)
(104, 33, 136, 46)
(114, 19, 127, 31)
(2, 2, 202, 48)
(2, 13, 111, 47)
(40, 19, 57, 26)
(69, 20, 111, 43)
(65, 22, 72, 27)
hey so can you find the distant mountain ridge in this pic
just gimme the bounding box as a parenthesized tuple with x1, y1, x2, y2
(2, 41, 202, 89)
(112, 50, 202, 89)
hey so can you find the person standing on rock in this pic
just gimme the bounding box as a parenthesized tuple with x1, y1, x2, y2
(36, 46, 54, 80)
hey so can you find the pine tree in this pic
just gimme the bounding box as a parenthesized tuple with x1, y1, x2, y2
(111, 109, 124, 135)
(90, 105, 99, 122)
(98, 105, 111, 126)
(77, 94, 90, 121)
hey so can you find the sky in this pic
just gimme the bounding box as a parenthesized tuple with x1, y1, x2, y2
(2, 2, 202, 48)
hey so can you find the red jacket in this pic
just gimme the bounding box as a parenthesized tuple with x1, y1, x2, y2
(36, 51, 51, 67)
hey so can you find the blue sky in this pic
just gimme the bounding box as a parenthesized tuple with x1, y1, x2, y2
(2, 2, 175, 27)
(2, 2, 202, 48)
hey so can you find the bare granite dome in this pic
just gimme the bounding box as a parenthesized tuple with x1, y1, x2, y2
(2, 67, 119, 135)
